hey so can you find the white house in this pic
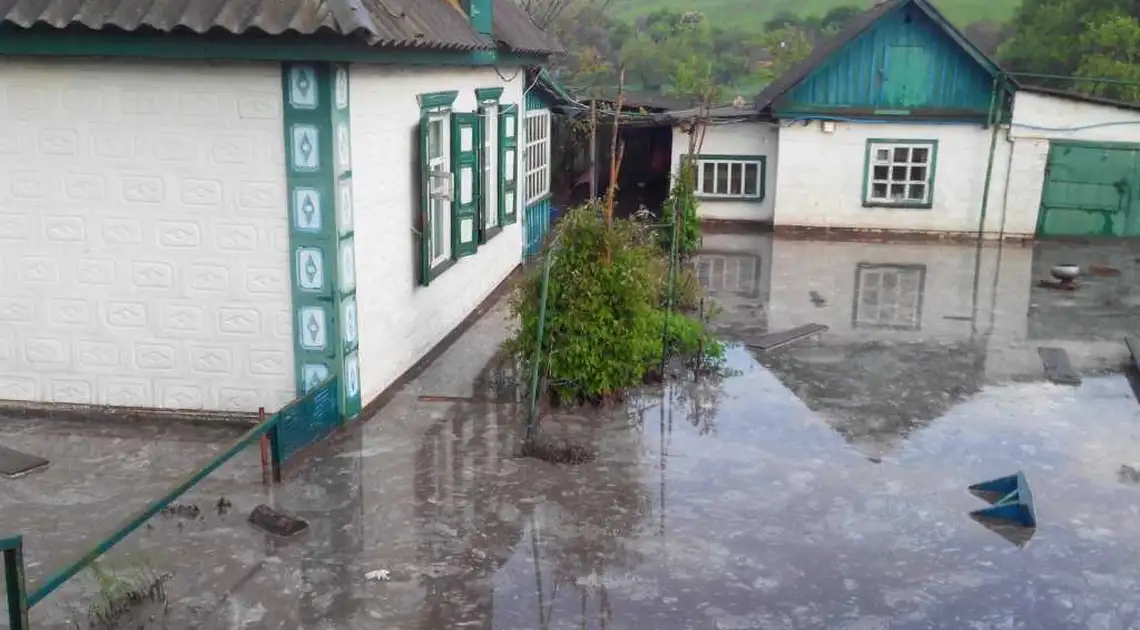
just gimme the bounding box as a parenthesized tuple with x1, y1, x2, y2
(0, 0, 559, 418)
(671, 0, 1140, 240)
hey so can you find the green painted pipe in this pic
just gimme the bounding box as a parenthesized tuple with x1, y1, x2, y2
(24, 383, 326, 607)
(3, 535, 29, 630)
(977, 75, 1003, 238)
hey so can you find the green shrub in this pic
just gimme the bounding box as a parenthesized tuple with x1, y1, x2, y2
(660, 159, 701, 259)
(507, 202, 719, 404)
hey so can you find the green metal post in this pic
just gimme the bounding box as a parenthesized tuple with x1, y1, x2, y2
(659, 203, 679, 373)
(977, 75, 1003, 238)
(525, 249, 555, 446)
(2, 534, 29, 630)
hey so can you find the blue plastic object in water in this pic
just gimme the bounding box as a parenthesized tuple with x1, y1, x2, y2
(968, 471, 1036, 528)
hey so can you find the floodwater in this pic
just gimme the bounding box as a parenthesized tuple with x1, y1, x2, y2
(6, 234, 1140, 629)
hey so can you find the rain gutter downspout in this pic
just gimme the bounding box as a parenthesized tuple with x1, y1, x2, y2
(977, 75, 1003, 239)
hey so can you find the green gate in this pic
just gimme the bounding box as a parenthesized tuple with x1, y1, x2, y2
(1037, 141, 1140, 238)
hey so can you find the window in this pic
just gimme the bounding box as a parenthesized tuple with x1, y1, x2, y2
(864, 140, 937, 207)
(483, 104, 499, 232)
(853, 263, 926, 330)
(426, 113, 452, 268)
(523, 108, 551, 205)
(693, 155, 765, 200)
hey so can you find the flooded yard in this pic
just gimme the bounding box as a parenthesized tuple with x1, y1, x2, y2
(5, 234, 1140, 629)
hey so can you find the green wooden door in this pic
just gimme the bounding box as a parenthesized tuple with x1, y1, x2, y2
(885, 46, 931, 108)
(1037, 142, 1140, 238)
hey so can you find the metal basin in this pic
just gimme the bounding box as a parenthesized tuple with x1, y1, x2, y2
(1051, 264, 1080, 281)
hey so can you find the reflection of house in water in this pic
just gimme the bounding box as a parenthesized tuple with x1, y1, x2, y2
(852, 263, 926, 331)
(413, 355, 531, 628)
(696, 233, 1038, 458)
(694, 231, 773, 337)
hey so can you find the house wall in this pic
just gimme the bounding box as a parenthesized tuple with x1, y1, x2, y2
(773, 120, 1018, 235)
(0, 58, 294, 412)
(1001, 91, 1140, 236)
(671, 121, 779, 222)
(350, 66, 525, 404)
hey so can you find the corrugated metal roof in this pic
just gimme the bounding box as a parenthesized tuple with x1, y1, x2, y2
(492, 0, 560, 54)
(0, 0, 503, 50)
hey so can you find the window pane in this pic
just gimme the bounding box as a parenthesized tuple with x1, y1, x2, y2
(872, 183, 888, 198)
(875, 148, 890, 162)
(715, 163, 728, 194)
(911, 147, 929, 163)
(428, 119, 443, 159)
(743, 163, 758, 195)
(730, 163, 742, 195)
(889, 183, 906, 199)
(910, 166, 927, 182)
(872, 165, 889, 180)
(432, 198, 445, 255)
(702, 163, 714, 193)
(908, 184, 926, 201)
(892, 147, 909, 162)
(890, 165, 907, 181)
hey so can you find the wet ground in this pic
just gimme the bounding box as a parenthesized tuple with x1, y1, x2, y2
(4, 235, 1140, 629)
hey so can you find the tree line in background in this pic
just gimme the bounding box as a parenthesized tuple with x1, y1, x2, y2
(521, 0, 1140, 105)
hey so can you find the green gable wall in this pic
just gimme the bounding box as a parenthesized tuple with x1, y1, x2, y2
(775, 4, 997, 118)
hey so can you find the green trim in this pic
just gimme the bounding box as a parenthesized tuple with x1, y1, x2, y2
(476, 87, 505, 103)
(500, 103, 519, 225)
(451, 112, 479, 258)
(3, 535, 28, 630)
(0, 28, 549, 66)
(692, 154, 767, 202)
(282, 62, 361, 418)
(419, 90, 459, 111)
(861, 138, 939, 210)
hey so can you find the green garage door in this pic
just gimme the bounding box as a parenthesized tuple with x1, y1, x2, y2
(1037, 142, 1140, 238)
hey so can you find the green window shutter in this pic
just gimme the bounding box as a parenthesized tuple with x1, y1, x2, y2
(451, 112, 478, 258)
(476, 108, 488, 244)
(417, 113, 432, 286)
(500, 104, 518, 225)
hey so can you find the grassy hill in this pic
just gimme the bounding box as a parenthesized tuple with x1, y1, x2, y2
(608, 0, 1021, 31)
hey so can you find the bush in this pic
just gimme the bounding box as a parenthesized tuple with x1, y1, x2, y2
(660, 159, 701, 259)
(507, 203, 720, 405)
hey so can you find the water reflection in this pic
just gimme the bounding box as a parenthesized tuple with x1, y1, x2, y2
(852, 263, 926, 331)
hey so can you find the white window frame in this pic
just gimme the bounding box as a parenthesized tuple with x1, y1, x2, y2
(692, 156, 765, 200)
(427, 112, 452, 268)
(854, 263, 926, 330)
(864, 140, 936, 207)
(523, 107, 551, 205)
(483, 104, 499, 231)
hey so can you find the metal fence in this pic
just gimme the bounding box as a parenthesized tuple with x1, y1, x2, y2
(3, 376, 342, 630)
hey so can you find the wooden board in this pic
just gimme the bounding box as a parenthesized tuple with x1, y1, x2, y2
(1126, 336, 1140, 372)
(0, 445, 49, 478)
(1038, 347, 1081, 386)
(747, 324, 829, 352)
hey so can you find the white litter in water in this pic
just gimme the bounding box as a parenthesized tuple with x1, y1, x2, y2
(365, 569, 391, 582)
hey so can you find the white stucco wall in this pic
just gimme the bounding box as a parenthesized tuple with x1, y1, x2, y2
(0, 58, 294, 412)
(773, 121, 1014, 236)
(351, 66, 524, 404)
(1001, 90, 1140, 236)
(671, 121, 779, 222)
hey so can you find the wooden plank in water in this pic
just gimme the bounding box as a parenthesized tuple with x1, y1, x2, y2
(748, 324, 829, 352)
(0, 445, 49, 478)
(1126, 336, 1140, 372)
(1038, 347, 1081, 386)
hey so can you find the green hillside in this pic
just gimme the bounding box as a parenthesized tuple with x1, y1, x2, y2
(608, 0, 1021, 30)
